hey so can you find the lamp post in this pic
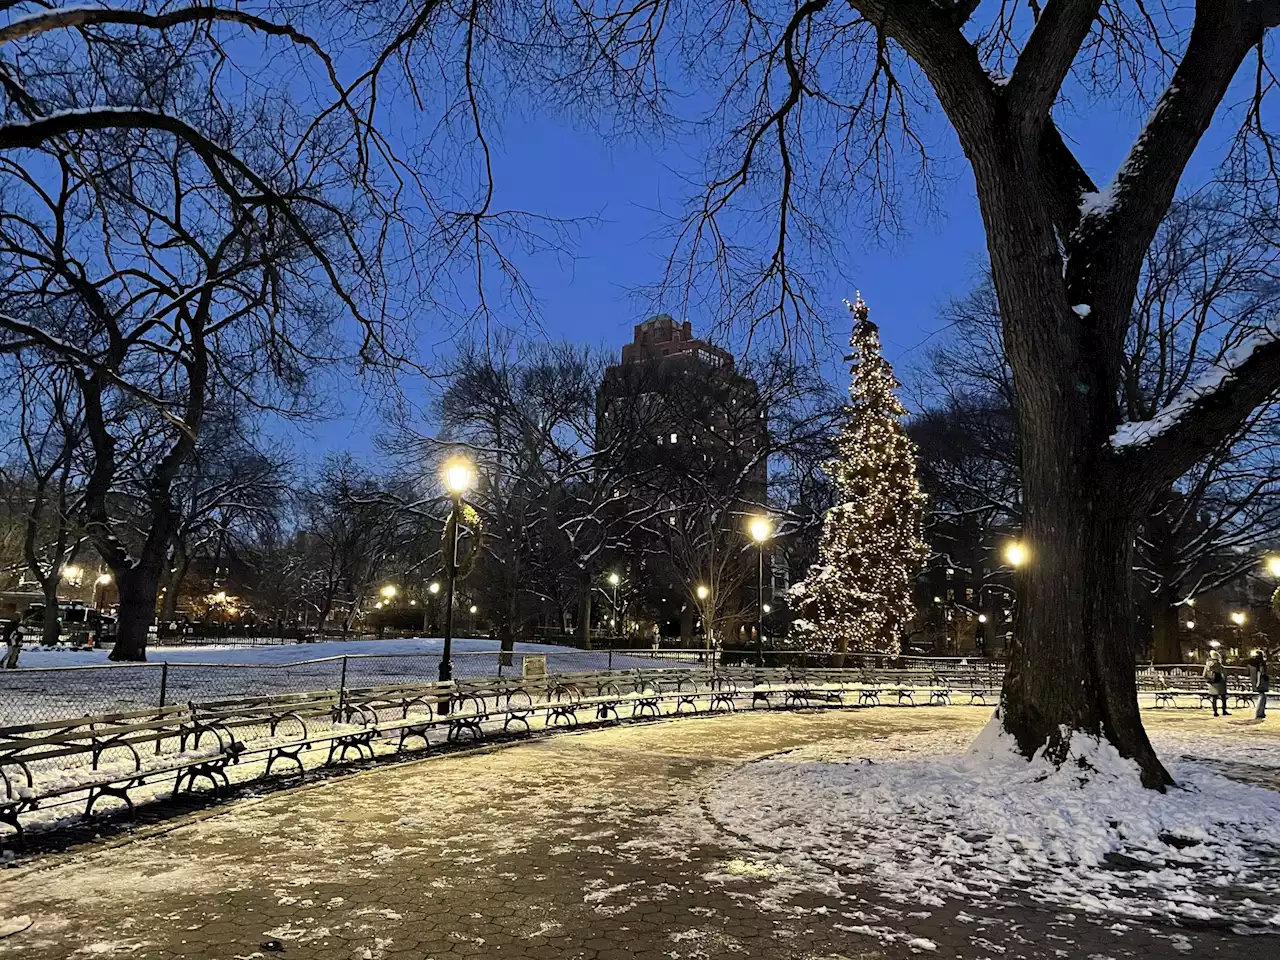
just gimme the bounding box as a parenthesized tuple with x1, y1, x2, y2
(695, 584, 711, 658)
(440, 456, 475, 696)
(424, 580, 441, 634)
(607, 572, 621, 637)
(748, 515, 773, 666)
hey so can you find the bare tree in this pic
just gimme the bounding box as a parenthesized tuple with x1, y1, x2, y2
(161, 413, 292, 619)
(0, 352, 85, 645)
(330, 0, 1280, 783)
(920, 195, 1280, 667)
(295, 455, 413, 636)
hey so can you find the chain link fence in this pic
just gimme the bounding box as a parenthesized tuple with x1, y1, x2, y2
(0, 647, 722, 728)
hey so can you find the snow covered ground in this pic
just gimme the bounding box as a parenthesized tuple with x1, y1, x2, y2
(3, 708, 1278, 960)
(0, 638, 692, 725)
(705, 715, 1280, 930)
(15, 636, 578, 668)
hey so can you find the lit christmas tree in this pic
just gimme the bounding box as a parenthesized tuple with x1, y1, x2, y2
(803, 294, 927, 656)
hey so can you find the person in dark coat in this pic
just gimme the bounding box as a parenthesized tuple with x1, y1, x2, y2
(1247, 650, 1270, 720)
(2, 619, 21, 669)
(1203, 650, 1229, 716)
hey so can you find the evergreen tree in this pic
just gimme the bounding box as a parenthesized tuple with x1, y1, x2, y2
(803, 296, 927, 656)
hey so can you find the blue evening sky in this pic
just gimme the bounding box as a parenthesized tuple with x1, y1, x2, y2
(295, 49, 1240, 462)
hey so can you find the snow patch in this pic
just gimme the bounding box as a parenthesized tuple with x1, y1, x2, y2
(705, 724, 1280, 926)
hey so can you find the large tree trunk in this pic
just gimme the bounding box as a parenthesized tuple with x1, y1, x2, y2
(1150, 599, 1182, 665)
(160, 546, 188, 621)
(970, 130, 1174, 788)
(500, 583, 518, 666)
(109, 569, 160, 661)
(41, 578, 60, 647)
(999, 439, 1172, 788)
(577, 573, 592, 649)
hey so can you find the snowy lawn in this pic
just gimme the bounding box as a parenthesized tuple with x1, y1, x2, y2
(0, 638, 689, 725)
(14, 636, 572, 668)
(706, 715, 1280, 929)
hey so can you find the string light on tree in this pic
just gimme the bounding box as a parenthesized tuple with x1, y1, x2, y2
(799, 294, 927, 656)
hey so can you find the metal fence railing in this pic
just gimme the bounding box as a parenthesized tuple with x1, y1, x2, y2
(8, 649, 1231, 731)
(0, 648, 718, 728)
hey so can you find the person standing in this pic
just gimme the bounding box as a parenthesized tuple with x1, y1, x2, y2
(1203, 650, 1229, 716)
(2, 618, 21, 669)
(1247, 650, 1271, 720)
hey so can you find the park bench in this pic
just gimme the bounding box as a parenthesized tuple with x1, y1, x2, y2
(0, 705, 240, 849)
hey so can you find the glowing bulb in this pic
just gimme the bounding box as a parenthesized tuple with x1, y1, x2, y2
(429, 582, 441, 595)
(380, 584, 397, 599)
(1231, 611, 1247, 626)
(469, 605, 478, 615)
(696, 585, 709, 600)
(978, 614, 987, 624)
(96, 574, 112, 585)
(763, 604, 772, 614)
(442, 456, 475, 495)
(608, 572, 621, 586)
(1185, 620, 1196, 630)
(748, 515, 773, 543)
(1004, 542, 1027, 568)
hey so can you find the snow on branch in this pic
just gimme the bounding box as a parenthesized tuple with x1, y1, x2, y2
(1111, 322, 1280, 450)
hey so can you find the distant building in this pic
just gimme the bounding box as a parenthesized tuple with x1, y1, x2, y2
(619, 314, 735, 368)
(598, 315, 770, 643)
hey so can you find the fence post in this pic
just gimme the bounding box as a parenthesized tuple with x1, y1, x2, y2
(498, 653, 504, 678)
(158, 662, 169, 709)
(338, 656, 349, 718)
(608, 648, 614, 672)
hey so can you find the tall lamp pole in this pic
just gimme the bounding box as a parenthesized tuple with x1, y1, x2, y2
(748, 516, 773, 667)
(608, 572, 621, 637)
(440, 457, 476, 698)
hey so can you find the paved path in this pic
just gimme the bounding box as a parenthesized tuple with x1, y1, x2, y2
(0, 709, 1276, 959)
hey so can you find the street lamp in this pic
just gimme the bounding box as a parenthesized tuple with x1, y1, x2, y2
(607, 572, 622, 635)
(429, 582, 441, 595)
(694, 584, 711, 657)
(1004, 541, 1028, 568)
(1231, 610, 1247, 626)
(380, 584, 397, 600)
(440, 455, 475, 696)
(748, 515, 773, 665)
(1267, 555, 1280, 578)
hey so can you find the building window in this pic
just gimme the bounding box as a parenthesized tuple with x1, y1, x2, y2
(670, 432, 678, 444)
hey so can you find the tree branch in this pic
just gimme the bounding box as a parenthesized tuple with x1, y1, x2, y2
(1005, 1, 1103, 126)
(1119, 327, 1280, 489)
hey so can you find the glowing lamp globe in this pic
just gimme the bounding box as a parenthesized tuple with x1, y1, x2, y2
(442, 457, 476, 495)
(748, 516, 773, 542)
